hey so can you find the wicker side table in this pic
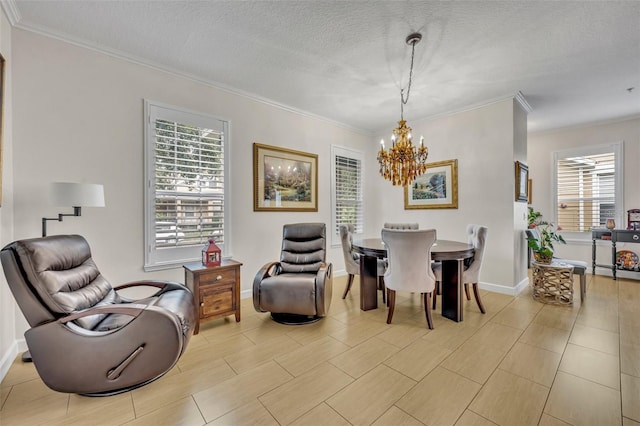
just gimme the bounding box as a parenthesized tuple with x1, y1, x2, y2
(532, 262, 575, 305)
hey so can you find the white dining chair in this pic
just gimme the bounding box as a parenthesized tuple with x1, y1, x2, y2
(432, 224, 487, 313)
(381, 228, 437, 329)
(339, 224, 387, 302)
(383, 222, 419, 230)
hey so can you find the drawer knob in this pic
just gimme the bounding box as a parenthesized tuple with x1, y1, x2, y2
(634, 235, 639, 240)
(200, 302, 204, 307)
(216, 275, 223, 281)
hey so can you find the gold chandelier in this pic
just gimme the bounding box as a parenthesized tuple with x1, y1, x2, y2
(377, 32, 429, 187)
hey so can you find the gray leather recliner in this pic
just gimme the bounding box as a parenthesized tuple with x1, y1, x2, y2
(253, 223, 332, 324)
(1, 234, 195, 396)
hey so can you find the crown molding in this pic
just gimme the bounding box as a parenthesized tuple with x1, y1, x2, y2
(529, 113, 640, 135)
(12, 19, 372, 136)
(515, 91, 533, 113)
(1, 0, 21, 26)
(374, 92, 532, 135)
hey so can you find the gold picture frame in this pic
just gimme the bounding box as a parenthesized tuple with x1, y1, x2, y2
(515, 161, 529, 202)
(404, 159, 458, 209)
(253, 143, 318, 212)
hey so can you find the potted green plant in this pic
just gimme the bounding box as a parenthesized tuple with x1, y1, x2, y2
(527, 207, 566, 264)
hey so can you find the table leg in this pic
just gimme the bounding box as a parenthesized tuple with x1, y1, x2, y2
(360, 254, 378, 311)
(441, 259, 464, 322)
(612, 240, 617, 280)
(592, 237, 596, 275)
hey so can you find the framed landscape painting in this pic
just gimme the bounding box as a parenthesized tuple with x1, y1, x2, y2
(253, 143, 318, 212)
(404, 159, 458, 209)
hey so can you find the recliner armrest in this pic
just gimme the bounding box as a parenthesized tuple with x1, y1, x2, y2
(253, 262, 282, 312)
(115, 280, 186, 294)
(315, 262, 332, 317)
(316, 262, 331, 282)
(253, 262, 281, 282)
(59, 304, 150, 324)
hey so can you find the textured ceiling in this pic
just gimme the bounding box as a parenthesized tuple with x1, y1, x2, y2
(5, 1, 640, 133)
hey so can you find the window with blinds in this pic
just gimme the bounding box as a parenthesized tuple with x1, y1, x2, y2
(331, 146, 363, 245)
(144, 101, 229, 270)
(554, 143, 622, 233)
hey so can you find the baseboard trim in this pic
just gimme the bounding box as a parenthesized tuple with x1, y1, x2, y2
(514, 276, 531, 295)
(0, 340, 19, 383)
(245, 272, 530, 300)
(479, 277, 529, 297)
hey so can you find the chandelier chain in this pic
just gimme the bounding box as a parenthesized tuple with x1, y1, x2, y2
(400, 38, 417, 121)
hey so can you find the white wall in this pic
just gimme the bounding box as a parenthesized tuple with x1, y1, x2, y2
(0, 8, 16, 381)
(513, 99, 529, 288)
(368, 98, 529, 292)
(10, 29, 373, 351)
(528, 116, 640, 274)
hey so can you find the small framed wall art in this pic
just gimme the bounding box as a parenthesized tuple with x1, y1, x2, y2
(515, 161, 529, 202)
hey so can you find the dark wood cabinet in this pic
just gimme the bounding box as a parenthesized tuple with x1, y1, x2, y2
(183, 259, 242, 334)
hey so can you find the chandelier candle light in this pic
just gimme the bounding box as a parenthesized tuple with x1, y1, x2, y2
(378, 32, 429, 187)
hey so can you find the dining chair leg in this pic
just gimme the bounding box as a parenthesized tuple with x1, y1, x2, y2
(386, 289, 396, 324)
(423, 292, 434, 329)
(464, 283, 471, 300)
(378, 276, 386, 304)
(342, 274, 355, 299)
(472, 282, 486, 314)
(432, 281, 440, 310)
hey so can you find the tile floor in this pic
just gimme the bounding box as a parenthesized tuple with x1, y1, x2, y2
(1, 273, 639, 425)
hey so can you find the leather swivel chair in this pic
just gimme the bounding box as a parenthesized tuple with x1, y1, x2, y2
(253, 223, 332, 324)
(1, 235, 195, 396)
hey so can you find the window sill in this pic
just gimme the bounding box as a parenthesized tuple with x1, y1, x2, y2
(144, 261, 192, 272)
(144, 255, 234, 272)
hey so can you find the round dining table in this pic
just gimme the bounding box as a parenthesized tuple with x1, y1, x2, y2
(352, 238, 474, 322)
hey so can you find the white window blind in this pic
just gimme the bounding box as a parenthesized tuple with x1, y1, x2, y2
(554, 143, 623, 233)
(144, 101, 229, 270)
(331, 146, 363, 245)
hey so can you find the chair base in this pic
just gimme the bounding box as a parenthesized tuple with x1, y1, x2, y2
(270, 313, 322, 325)
(21, 350, 32, 363)
(79, 376, 161, 397)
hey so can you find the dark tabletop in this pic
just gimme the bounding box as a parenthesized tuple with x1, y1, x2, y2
(352, 238, 474, 261)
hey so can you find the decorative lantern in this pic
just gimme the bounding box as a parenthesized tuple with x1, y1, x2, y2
(202, 238, 221, 267)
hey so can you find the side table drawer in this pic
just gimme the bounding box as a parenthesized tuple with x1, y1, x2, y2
(614, 230, 640, 243)
(201, 284, 234, 317)
(199, 268, 237, 285)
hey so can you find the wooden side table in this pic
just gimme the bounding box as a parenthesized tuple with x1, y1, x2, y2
(532, 261, 574, 305)
(183, 259, 242, 334)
